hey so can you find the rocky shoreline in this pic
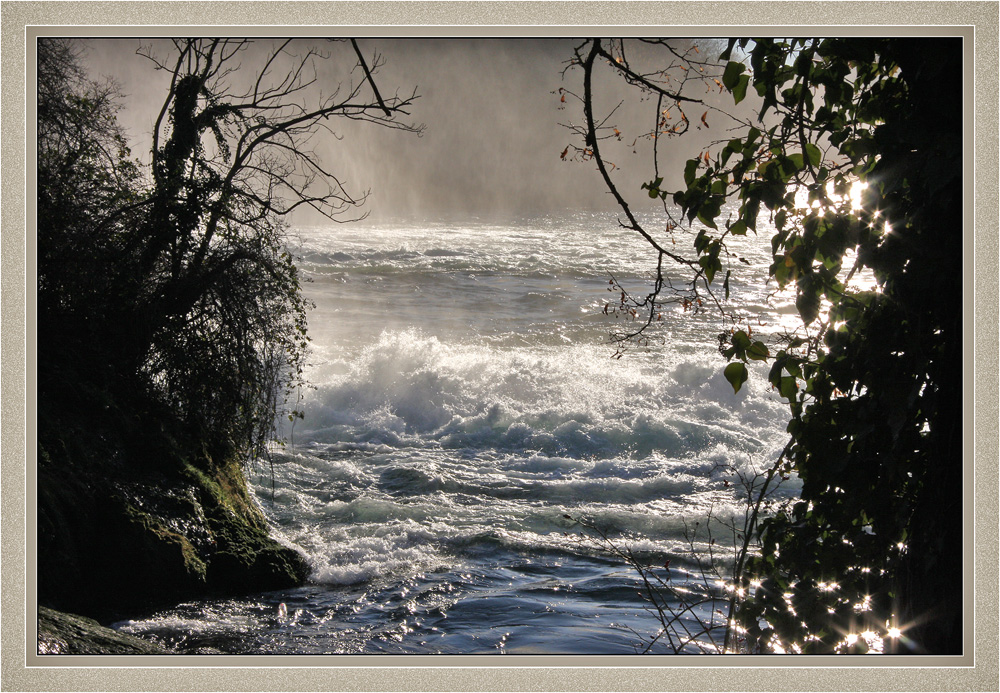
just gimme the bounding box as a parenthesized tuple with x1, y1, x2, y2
(38, 606, 241, 655)
(37, 606, 170, 655)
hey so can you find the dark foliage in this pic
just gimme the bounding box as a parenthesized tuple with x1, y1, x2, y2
(730, 38, 964, 656)
(572, 37, 964, 654)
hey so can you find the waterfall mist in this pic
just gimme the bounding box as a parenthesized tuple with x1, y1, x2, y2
(76, 37, 738, 224)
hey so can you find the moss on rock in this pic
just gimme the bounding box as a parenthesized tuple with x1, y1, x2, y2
(37, 393, 309, 621)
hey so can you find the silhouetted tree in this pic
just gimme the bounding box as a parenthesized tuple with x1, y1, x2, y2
(39, 38, 421, 464)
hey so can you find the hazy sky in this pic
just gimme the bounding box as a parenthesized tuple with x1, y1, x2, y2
(79, 38, 732, 224)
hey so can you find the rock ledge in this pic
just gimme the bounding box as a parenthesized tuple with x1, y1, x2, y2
(37, 606, 169, 655)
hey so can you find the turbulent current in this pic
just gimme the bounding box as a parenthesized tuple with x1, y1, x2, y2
(115, 212, 798, 654)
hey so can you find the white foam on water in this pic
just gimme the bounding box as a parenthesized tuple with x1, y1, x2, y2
(309, 524, 449, 586)
(292, 328, 786, 464)
(127, 215, 798, 653)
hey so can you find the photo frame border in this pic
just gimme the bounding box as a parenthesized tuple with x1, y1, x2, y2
(3, 2, 997, 690)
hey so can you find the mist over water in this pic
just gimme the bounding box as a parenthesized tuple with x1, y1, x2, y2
(79, 37, 740, 223)
(115, 211, 796, 654)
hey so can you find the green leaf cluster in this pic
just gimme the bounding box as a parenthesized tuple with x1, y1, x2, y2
(720, 330, 770, 394)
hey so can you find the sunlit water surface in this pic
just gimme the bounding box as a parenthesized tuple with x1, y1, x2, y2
(115, 212, 798, 654)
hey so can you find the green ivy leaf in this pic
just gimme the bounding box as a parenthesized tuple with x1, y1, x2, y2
(733, 74, 751, 105)
(723, 61, 746, 90)
(642, 177, 663, 198)
(724, 362, 749, 394)
(732, 330, 752, 351)
(779, 376, 799, 399)
(774, 209, 787, 231)
(699, 253, 721, 283)
(805, 142, 822, 167)
(748, 340, 770, 361)
(684, 158, 700, 187)
(694, 228, 710, 253)
(796, 281, 822, 324)
(697, 210, 719, 230)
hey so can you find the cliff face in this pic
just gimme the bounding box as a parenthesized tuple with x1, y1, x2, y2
(36, 386, 309, 622)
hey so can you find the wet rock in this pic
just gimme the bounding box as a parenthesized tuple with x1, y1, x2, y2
(37, 400, 309, 621)
(37, 606, 169, 655)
